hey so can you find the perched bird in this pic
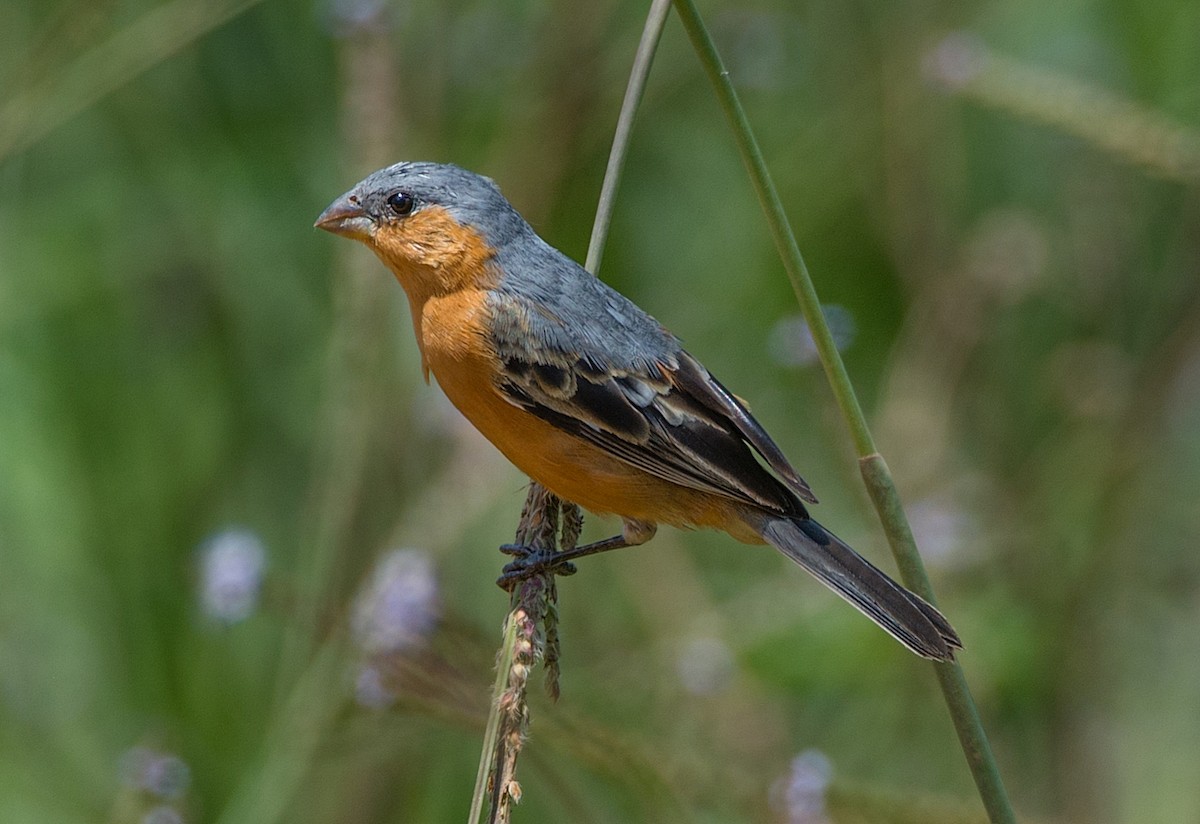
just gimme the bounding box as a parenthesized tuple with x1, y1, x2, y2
(316, 162, 961, 660)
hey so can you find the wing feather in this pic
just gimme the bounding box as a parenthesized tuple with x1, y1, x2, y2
(487, 291, 816, 515)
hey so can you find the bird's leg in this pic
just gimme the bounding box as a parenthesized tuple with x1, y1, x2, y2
(497, 519, 656, 588)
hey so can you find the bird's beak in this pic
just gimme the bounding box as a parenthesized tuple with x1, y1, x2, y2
(314, 193, 374, 240)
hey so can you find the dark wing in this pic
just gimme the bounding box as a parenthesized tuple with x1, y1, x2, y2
(486, 291, 817, 515)
(668, 352, 818, 505)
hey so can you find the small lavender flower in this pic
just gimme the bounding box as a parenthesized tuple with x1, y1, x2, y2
(198, 528, 267, 624)
(352, 549, 439, 655)
(675, 635, 736, 696)
(354, 664, 396, 709)
(142, 806, 184, 824)
(776, 750, 833, 824)
(922, 32, 988, 90)
(768, 306, 856, 368)
(908, 496, 974, 567)
(320, 0, 389, 37)
(120, 747, 191, 800)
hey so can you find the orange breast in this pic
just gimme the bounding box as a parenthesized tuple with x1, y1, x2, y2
(417, 289, 759, 542)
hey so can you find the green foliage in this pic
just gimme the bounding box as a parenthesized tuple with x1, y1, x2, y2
(2, 0, 1199, 822)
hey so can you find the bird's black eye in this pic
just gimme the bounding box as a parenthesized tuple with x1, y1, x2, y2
(386, 191, 415, 216)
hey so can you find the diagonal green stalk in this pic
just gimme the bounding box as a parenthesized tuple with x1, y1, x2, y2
(0, 0, 266, 162)
(470, 8, 676, 820)
(585, 0, 674, 276)
(669, 1, 1017, 822)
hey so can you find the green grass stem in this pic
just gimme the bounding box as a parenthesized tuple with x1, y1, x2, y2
(584, 0, 673, 275)
(670, 2, 1018, 822)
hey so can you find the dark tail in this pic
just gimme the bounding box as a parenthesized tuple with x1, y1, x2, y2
(755, 515, 962, 661)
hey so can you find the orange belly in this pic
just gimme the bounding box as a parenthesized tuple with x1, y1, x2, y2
(418, 290, 761, 542)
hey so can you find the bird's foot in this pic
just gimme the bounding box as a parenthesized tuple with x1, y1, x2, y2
(496, 543, 578, 590)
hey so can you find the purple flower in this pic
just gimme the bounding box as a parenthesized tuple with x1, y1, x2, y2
(198, 528, 266, 624)
(775, 750, 833, 824)
(768, 306, 856, 368)
(120, 746, 190, 800)
(352, 549, 439, 655)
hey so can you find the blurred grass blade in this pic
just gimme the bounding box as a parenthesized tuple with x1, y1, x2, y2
(283, 4, 400, 685)
(216, 635, 351, 824)
(669, 2, 1018, 822)
(926, 34, 1200, 184)
(0, 0, 266, 162)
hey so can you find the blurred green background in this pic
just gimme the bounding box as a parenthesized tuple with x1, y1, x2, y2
(3, 0, 1199, 821)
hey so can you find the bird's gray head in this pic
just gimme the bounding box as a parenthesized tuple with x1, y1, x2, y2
(314, 161, 530, 262)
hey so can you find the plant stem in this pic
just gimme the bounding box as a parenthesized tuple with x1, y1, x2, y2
(470, 612, 520, 824)
(669, 2, 1017, 822)
(861, 453, 1016, 822)
(471, 5, 678, 817)
(585, 0, 673, 276)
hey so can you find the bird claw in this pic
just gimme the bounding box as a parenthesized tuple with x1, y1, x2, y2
(498, 543, 527, 558)
(496, 544, 577, 590)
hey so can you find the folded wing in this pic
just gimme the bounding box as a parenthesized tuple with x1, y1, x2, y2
(486, 292, 816, 517)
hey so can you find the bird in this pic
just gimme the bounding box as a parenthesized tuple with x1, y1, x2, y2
(315, 161, 961, 660)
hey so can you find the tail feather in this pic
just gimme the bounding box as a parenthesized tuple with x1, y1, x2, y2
(757, 516, 962, 661)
